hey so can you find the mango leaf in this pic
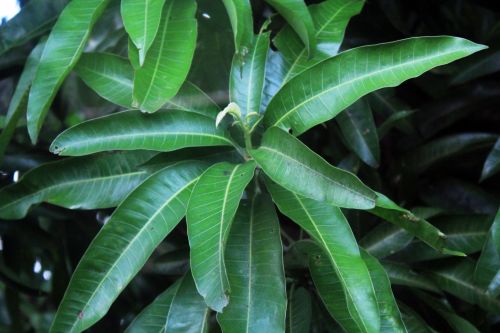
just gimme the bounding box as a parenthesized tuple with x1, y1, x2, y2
(165, 81, 219, 119)
(267, 181, 379, 333)
(133, 0, 197, 113)
(474, 208, 500, 296)
(273, 0, 364, 85)
(428, 259, 500, 314)
(286, 286, 312, 333)
(230, 31, 270, 118)
(337, 98, 380, 168)
(217, 194, 286, 333)
(264, 0, 316, 56)
(264, 37, 486, 136)
(0, 40, 45, 164)
(360, 251, 407, 333)
(74, 52, 133, 107)
(125, 273, 209, 333)
(221, 0, 254, 61)
(450, 48, 500, 85)
(251, 127, 376, 209)
(360, 223, 413, 259)
(402, 133, 498, 174)
(49, 110, 234, 156)
(381, 261, 440, 293)
(50, 161, 207, 333)
(27, 0, 111, 143)
(0, 0, 68, 55)
(121, 0, 166, 66)
(187, 161, 256, 312)
(398, 303, 433, 333)
(480, 138, 500, 181)
(0, 151, 155, 220)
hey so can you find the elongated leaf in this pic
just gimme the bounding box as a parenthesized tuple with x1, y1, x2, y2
(450, 48, 500, 85)
(165, 81, 219, 119)
(264, 37, 486, 136)
(286, 287, 312, 333)
(403, 133, 497, 174)
(218, 194, 286, 333)
(0, 0, 68, 55)
(133, 0, 197, 113)
(187, 161, 256, 312)
(360, 223, 413, 259)
(337, 98, 380, 167)
(0, 151, 155, 220)
(27, 0, 111, 143)
(251, 127, 376, 209)
(480, 138, 500, 181)
(74, 52, 133, 107)
(267, 181, 379, 333)
(230, 31, 270, 118)
(264, 0, 316, 56)
(0, 40, 45, 164)
(361, 251, 407, 333)
(474, 209, 500, 296)
(121, 0, 166, 66)
(399, 303, 433, 333)
(381, 261, 440, 293)
(50, 110, 234, 156)
(428, 259, 500, 314)
(50, 161, 207, 333)
(274, 0, 364, 85)
(222, 0, 254, 60)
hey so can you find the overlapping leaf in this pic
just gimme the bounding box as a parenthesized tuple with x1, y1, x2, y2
(286, 287, 312, 333)
(222, 0, 254, 61)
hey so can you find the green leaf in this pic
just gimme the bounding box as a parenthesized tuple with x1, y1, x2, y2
(273, 0, 364, 85)
(251, 127, 376, 209)
(0, 0, 68, 56)
(266, 181, 379, 333)
(221, 0, 254, 61)
(480, 138, 500, 181)
(286, 286, 312, 333)
(402, 133, 498, 174)
(474, 208, 500, 296)
(381, 261, 440, 293)
(165, 81, 220, 119)
(187, 161, 256, 312)
(133, 0, 197, 113)
(450, 48, 500, 85)
(264, 0, 316, 56)
(125, 273, 210, 333)
(74, 52, 133, 107)
(50, 161, 207, 333)
(121, 0, 166, 66)
(264, 37, 486, 136)
(49, 110, 234, 156)
(27, 0, 111, 143)
(369, 193, 453, 254)
(360, 251, 407, 333)
(230, 31, 270, 118)
(0, 40, 45, 164)
(360, 223, 413, 259)
(0, 151, 155, 220)
(337, 98, 380, 167)
(399, 303, 433, 333)
(217, 194, 286, 333)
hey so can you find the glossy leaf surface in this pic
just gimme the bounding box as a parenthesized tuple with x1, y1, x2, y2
(50, 110, 233, 156)
(187, 161, 256, 312)
(222, 0, 254, 60)
(474, 209, 500, 296)
(165, 81, 219, 119)
(286, 287, 312, 333)
(251, 127, 376, 209)
(480, 138, 500, 181)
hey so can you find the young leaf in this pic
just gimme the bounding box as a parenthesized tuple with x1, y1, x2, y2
(187, 161, 256, 312)
(121, 0, 166, 66)
(264, 37, 487, 136)
(49, 110, 234, 156)
(266, 181, 380, 333)
(50, 161, 207, 333)
(27, 0, 111, 143)
(264, 0, 316, 56)
(0, 40, 45, 164)
(230, 31, 270, 118)
(286, 287, 312, 333)
(221, 0, 254, 61)
(337, 98, 380, 168)
(125, 273, 210, 333)
(474, 208, 500, 296)
(0, 151, 155, 220)
(74, 52, 133, 107)
(480, 138, 500, 181)
(217, 194, 286, 333)
(133, 0, 197, 113)
(251, 127, 376, 209)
